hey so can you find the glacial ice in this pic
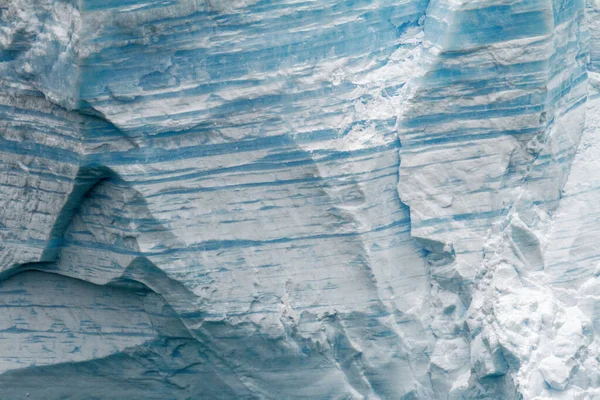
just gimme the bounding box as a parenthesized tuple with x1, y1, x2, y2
(1, 0, 600, 398)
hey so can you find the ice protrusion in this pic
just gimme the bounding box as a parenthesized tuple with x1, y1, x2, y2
(508, 215, 545, 273)
(539, 355, 577, 391)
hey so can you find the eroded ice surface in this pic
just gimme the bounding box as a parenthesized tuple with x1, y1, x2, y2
(0, 0, 599, 398)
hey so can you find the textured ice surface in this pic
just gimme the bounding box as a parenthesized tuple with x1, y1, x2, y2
(0, 0, 599, 398)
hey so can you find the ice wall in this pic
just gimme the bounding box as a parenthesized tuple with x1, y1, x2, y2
(0, 0, 598, 398)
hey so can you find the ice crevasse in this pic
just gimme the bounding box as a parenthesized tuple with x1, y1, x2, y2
(0, 0, 599, 398)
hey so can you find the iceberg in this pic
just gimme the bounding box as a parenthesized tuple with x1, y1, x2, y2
(0, 0, 598, 398)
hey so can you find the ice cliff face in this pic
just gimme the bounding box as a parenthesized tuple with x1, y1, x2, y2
(0, 0, 599, 398)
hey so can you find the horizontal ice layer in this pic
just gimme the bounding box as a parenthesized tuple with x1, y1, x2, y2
(462, 80, 600, 399)
(399, 0, 587, 262)
(0, 270, 182, 372)
(1, 0, 435, 398)
(394, 0, 589, 394)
